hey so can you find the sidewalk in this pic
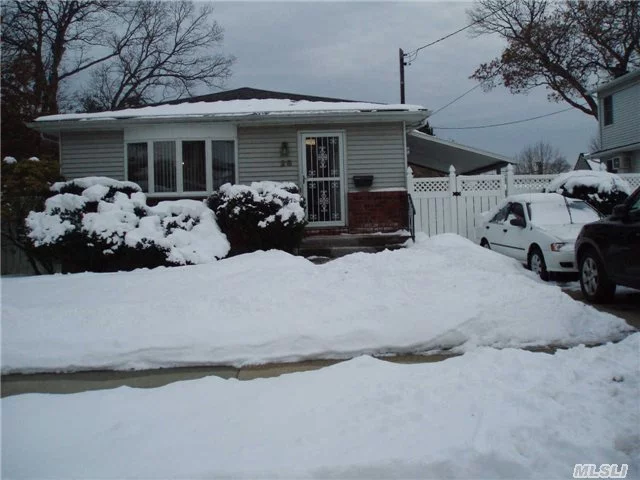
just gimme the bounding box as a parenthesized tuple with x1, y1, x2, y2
(1, 353, 458, 398)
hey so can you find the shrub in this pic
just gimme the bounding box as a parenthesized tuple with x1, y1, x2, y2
(544, 171, 631, 215)
(26, 178, 230, 273)
(207, 181, 307, 255)
(1, 154, 63, 274)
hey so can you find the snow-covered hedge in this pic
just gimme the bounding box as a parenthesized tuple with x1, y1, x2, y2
(206, 181, 307, 255)
(544, 171, 632, 215)
(26, 177, 230, 272)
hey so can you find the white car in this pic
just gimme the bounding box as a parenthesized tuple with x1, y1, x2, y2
(476, 193, 601, 280)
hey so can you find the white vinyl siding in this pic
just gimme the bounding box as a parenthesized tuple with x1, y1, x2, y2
(600, 81, 640, 150)
(60, 131, 125, 180)
(238, 122, 406, 191)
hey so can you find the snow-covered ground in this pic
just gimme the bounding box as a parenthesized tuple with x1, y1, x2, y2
(3, 334, 639, 479)
(1, 234, 633, 374)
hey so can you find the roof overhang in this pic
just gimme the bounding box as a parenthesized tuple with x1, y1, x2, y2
(408, 130, 515, 164)
(593, 69, 640, 95)
(28, 110, 430, 136)
(587, 141, 640, 158)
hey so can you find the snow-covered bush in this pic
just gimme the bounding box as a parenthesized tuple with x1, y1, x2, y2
(544, 171, 632, 215)
(206, 181, 307, 255)
(26, 177, 230, 272)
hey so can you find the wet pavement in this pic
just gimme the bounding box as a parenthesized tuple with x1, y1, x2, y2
(1, 353, 459, 398)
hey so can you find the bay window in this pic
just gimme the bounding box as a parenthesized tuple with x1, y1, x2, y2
(126, 138, 236, 195)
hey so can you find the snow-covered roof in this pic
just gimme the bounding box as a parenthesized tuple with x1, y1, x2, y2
(35, 99, 427, 123)
(585, 159, 605, 171)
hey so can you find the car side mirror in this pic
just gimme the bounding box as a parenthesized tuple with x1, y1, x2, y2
(612, 204, 627, 219)
(510, 217, 526, 228)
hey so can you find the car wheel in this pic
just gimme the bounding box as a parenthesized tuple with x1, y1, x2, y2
(529, 247, 549, 281)
(579, 250, 616, 303)
(480, 238, 491, 249)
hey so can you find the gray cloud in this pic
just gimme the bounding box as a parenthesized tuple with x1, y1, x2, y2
(212, 1, 599, 164)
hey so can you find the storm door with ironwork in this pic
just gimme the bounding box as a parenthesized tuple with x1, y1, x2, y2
(301, 132, 346, 226)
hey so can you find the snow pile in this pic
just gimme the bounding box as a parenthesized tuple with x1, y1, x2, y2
(35, 98, 427, 122)
(3, 155, 17, 164)
(545, 170, 632, 195)
(27, 156, 39, 162)
(2, 233, 633, 373)
(26, 177, 229, 265)
(217, 181, 305, 227)
(3, 334, 638, 478)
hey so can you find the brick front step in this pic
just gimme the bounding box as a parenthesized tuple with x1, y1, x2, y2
(297, 233, 411, 259)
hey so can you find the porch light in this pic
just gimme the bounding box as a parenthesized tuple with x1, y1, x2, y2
(280, 142, 289, 157)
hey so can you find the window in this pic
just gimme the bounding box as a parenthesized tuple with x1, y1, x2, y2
(490, 204, 510, 223)
(182, 141, 206, 192)
(125, 139, 236, 195)
(603, 95, 613, 125)
(127, 143, 148, 192)
(212, 140, 235, 188)
(154, 141, 176, 193)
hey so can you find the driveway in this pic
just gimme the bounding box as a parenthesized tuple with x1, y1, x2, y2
(561, 284, 640, 330)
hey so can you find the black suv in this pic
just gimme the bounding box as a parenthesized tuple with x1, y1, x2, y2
(575, 186, 640, 303)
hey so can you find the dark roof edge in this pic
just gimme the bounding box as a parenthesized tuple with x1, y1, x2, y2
(147, 87, 375, 107)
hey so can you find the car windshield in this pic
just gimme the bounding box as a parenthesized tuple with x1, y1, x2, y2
(528, 199, 600, 225)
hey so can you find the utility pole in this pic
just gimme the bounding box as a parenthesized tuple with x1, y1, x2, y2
(399, 48, 406, 104)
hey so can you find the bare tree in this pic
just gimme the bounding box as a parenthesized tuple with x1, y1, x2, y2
(467, 0, 640, 119)
(79, 1, 235, 111)
(1, 1, 235, 116)
(1, 1, 129, 116)
(515, 141, 571, 174)
(588, 135, 601, 154)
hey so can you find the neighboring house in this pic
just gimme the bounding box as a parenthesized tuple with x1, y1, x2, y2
(589, 70, 640, 173)
(29, 88, 429, 234)
(407, 130, 514, 177)
(573, 153, 605, 171)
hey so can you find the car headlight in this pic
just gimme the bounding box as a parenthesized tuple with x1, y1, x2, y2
(550, 242, 574, 252)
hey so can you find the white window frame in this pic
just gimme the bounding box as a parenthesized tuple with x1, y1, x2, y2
(124, 126, 237, 197)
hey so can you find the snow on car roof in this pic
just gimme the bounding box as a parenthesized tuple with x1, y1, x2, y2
(505, 193, 578, 204)
(35, 99, 427, 122)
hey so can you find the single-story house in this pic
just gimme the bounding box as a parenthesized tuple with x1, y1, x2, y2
(29, 88, 430, 234)
(406, 130, 514, 177)
(588, 69, 640, 173)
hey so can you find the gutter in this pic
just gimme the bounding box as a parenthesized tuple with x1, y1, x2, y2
(28, 110, 431, 134)
(586, 141, 640, 158)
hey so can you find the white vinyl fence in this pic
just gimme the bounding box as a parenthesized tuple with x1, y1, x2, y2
(408, 165, 640, 242)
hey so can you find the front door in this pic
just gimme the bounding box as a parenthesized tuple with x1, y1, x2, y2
(301, 132, 346, 227)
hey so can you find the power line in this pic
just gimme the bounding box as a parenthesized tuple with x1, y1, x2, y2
(432, 106, 576, 130)
(429, 83, 484, 117)
(405, 0, 518, 58)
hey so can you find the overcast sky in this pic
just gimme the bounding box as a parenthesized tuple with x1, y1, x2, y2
(211, 1, 598, 165)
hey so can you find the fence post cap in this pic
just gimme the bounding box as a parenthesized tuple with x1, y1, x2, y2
(407, 166, 414, 178)
(507, 164, 514, 173)
(449, 165, 456, 174)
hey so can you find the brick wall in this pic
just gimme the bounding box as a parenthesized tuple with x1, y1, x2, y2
(347, 191, 408, 234)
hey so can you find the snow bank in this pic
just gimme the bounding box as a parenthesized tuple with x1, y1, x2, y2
(3, 155, 17, 164)
(545, 170, 632, 195)
(1, 234, 632, 373)
(3, 334, 638, 478)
